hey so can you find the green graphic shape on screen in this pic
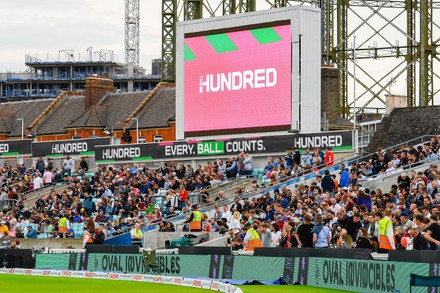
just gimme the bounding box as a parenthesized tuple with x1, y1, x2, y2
(250, 27, 282, 44)
(205, 34, 238, 54)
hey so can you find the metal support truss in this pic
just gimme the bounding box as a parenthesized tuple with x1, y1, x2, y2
(162, 0, 177, 82)
(222, 0, 237, 15)
(125, 0, 140, 67)
(336, 0, 348, 116)
(184, 0, 204, 20)
(161, 0, 440, 114)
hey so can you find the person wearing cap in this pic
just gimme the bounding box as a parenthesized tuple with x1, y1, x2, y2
(399, 211, 413, 231)
(243, 223, 262, 251)
(25, 225, 37, 238)
(183, 204, 202, 232)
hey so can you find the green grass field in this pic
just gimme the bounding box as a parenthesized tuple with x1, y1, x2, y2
(0, 275, 351, 293)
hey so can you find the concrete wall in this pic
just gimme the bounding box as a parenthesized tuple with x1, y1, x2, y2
(142, 232, 223, 249)
(19, 238, 83, 250)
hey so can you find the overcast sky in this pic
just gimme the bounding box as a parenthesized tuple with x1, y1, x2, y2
(0, 1, 416, 104)
(0, 0, 163, 73)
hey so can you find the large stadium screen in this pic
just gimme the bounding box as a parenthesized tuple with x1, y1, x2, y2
(183, 23, 292, 136)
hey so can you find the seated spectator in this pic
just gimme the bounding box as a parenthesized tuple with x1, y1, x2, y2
(25, 225, 37, 238)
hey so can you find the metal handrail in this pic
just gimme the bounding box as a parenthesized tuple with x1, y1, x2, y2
(108, 135, 435, 236)
(358, 157, 440, 189)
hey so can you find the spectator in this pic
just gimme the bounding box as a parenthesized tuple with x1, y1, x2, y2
(25, 225, 37, 238)
(183, 204, 202, 232)
(297, 213, 314, 247)
(324, 147, 335, 167)
(339, 164, 349, 188)
(424, 213, 440, 250)
(62, 155, 74, 176)
(33, 174, 43, 190)
(312, 214, 331, 248)
(35, 157, 45, 175)
(130, 223, 143, 246)
(243, 223, 262, 250)
(409, 227, 428, 250)
(356, 228, 372, 249)
(92, 226, 105, 244)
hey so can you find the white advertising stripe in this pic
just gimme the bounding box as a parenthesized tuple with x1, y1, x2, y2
(142, 274, 155, 283)
(161, 276, 174, 284)
(119, 273, 133, 281)
(0, 269, 244, 292)
(201, 280, 213, 289)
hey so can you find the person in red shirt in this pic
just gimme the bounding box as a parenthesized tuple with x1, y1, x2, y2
(179, 185, 188, 210)
(325, 147, 335, 167)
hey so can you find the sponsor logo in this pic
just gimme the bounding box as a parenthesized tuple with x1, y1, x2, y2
(191, 279, 202, 287)
(51, 142, 87, 154)
(0, 144, 9, 153)
(62, 271, 73, 277)
(107, 273, 120, 280)
(102, 147, 141, 160)
(133, 274, 143, 281)
(199, 68, 277, 93)
(85, 272, 95, 278)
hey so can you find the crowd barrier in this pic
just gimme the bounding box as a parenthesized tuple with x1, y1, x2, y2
(0, 268, 243, 293)
(2, 247, 439, 292)
(32, 248, 440, 293)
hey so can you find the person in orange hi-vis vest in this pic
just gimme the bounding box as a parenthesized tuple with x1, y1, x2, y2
(183, 204, 202, 232)
(378, 209, 396, 252)
(244, 223, 262, 251)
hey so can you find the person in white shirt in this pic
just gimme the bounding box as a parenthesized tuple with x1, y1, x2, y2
(33, 174, 43, 189)
(63, 155, 74, 176)
(385, 162, 396, 176)
(221, 205, 232, 223)
(329, 198, 342, 215)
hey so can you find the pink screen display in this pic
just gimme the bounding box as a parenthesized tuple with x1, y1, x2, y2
(184, 24, 292, 134)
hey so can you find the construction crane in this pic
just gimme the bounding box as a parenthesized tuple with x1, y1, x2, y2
(125, 0, 140, 68)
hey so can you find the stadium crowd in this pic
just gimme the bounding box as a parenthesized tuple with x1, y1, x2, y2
(0, 135, 440, 253)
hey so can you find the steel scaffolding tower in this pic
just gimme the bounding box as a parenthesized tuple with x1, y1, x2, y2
(125, 0, 140, 67)
(162, 0, 440, 115)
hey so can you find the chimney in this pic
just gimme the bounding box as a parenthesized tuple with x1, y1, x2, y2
(85, 77, 114, 111)
(385, 94, 407, 114)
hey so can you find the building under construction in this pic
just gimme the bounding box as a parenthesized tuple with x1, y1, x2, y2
(0, 51, 161, 100)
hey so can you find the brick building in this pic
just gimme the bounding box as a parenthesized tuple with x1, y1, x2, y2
(0, 77, 175, 143)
